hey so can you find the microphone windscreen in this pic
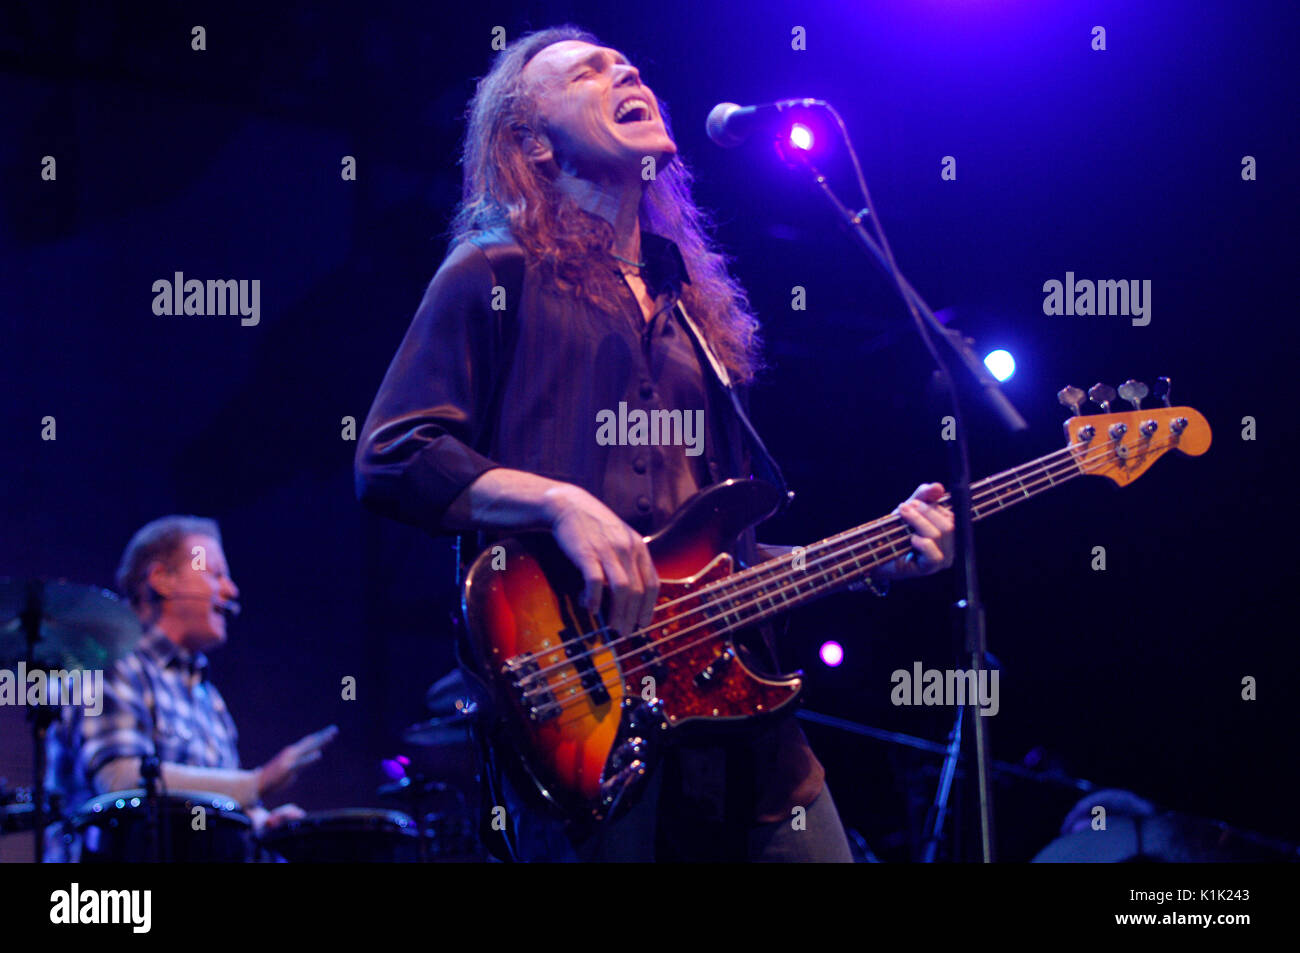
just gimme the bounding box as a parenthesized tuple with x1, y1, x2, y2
(706, 102, 743, 147)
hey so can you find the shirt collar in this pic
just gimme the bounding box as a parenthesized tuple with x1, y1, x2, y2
(639, 231, 691, 299)
(138, 628, 209, 679)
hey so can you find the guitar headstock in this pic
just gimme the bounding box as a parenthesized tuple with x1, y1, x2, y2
(1057, 379, 1211, 486)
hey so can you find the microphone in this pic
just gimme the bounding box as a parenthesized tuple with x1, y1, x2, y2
(162, 594, 241, 617)
(706, 98, 826, 148)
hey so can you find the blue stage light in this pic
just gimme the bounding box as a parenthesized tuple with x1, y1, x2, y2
(984, 348, 1015, 381)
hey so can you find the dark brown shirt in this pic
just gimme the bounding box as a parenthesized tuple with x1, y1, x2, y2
(354, 230, 730, 536)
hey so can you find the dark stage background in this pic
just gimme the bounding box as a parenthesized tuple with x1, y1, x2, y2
(2, 0, 1296, 862)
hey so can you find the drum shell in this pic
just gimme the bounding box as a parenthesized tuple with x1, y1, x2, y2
(259, 809, 419, 863)
(422, 811, 483, 862)
(74, 790, 253, 863)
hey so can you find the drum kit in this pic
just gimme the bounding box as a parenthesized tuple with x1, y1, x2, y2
(0, 577, 489, 863)
(42, 793, 476, 863)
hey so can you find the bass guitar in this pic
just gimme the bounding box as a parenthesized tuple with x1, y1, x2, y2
(462, 391, 1210, 820)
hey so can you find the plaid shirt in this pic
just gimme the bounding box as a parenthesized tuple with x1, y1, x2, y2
(47, 627, 241, 809)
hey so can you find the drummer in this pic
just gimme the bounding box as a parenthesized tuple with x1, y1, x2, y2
(46, 515, 338, 858)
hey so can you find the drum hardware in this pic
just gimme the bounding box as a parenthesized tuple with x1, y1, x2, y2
(0, 784, 69, 846)
(424, 668, 475, 719)
(1032, 811, 1300, 863)
(419, 808, 482, 862)
(401, 711, 476, 749)
(378, 763, 464, 862)
(0, 578, 142, 861)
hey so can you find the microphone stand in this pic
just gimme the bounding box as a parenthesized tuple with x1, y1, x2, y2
(143, 661, 167, 863)
(922, 704, 963, 862)
(776, 108, 1027, 862)
(141, 751, 163, 863)
(797, 707, 1097, 793)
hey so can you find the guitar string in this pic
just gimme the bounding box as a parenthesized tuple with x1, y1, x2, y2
(522, 431, 1169, 712)
(515, 440, 1085, 686)
(523, 433, 1172, 716)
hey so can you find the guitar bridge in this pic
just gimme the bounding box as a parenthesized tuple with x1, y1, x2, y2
(502, 656, 559, 723)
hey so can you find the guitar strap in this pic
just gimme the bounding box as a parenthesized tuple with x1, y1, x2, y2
(673, 298, 791, 508)
(673, 299, 788, 857)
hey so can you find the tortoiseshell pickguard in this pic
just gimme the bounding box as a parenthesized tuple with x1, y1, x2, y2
(625, 556, 801, 726)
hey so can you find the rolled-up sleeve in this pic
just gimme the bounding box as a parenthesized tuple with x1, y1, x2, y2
(355, 240, 507, 534)
(79, 661, 151, 783)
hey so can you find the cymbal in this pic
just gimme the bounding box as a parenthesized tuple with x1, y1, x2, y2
(0, 579, 141, 671)
(0, 789, 64, 834)
(0, 801, 36, 836)
(401, 714, 474, 748)
(377, 776, 452, 799)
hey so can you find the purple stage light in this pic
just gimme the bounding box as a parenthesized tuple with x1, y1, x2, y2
(788, 123, 814, 151)
(819, 640, 844, 667)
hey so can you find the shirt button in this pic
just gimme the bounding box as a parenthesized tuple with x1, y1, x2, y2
(633, 457, 647, 474)
(636, 495, 652, 513)
(639, 381, 654, 400)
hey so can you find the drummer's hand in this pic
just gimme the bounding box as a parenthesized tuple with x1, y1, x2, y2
(256, 725, 339, 798)
(247, 803, 306, 837)
(265, 804, 306, 831)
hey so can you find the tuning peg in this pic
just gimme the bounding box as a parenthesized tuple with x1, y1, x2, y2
(1057, 385, 1087, 416)
(1151, 376, 1172, 407)
(1087, 383, 1117, 413)
(1117, 379, 1148, 411)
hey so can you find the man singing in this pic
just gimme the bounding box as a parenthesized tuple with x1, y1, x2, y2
(355, 26, 953, 861)
(46, 515, 337, 858)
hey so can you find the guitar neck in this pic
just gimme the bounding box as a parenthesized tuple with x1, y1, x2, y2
(704, 445, 1087, 630)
